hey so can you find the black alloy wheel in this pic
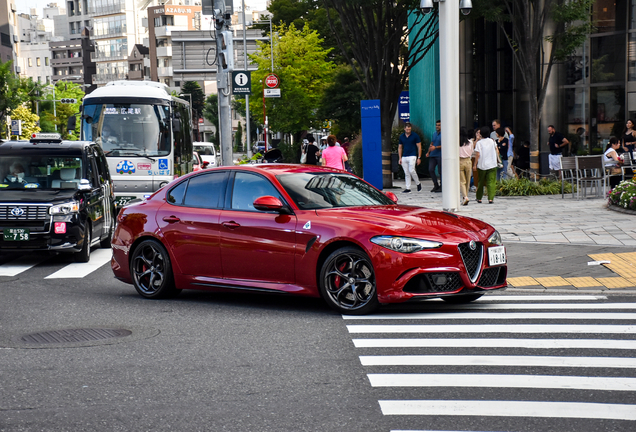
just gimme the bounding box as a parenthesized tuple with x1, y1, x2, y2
(131, 240, 179, 299)
(74, 224, 91, 263)
(319, 246, 379, 315)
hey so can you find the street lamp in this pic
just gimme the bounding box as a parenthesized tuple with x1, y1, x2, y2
(419, 0, 471, 211)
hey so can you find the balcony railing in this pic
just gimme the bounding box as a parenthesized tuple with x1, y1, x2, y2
(92, 72, 128, 84)
(157, 67, 173, 77)
(156, 46, 172, 58)
(89, 3, 126, 16)
(155, 26, 188, 38)
(91, 51, 128, 62)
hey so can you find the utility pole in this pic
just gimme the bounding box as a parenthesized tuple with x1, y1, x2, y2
(242, 0, 251, 158)
(214, 0, 234, 166)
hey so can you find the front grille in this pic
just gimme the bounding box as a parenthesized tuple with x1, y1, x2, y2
(0, 205, 50, 221)
(404, 272, 463, 293)
(458, 241, 483, 283)
(478, 268, 500, 287)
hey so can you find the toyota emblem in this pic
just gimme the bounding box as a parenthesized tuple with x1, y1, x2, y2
(10, 207, 25, 217)
(469, 240, 477, 250)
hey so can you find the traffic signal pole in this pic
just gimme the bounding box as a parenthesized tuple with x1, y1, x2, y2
(214, 0, 234, 166)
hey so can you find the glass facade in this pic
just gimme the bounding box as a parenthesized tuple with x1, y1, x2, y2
(93, 15, 127, 37)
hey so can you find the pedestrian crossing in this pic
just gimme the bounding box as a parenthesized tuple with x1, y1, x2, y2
(0, 249, 112, 279)
(345, 295, 636, 431)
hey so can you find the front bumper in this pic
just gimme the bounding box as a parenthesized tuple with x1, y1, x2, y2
(0, 214, 86, 253)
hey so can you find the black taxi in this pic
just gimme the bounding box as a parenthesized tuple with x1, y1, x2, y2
(0, 133, 115, 262)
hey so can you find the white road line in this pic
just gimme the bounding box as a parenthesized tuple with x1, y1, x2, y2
(359, 355, 636, 368)
(475, 295, 606, 301)
(44, 249, 112, 279)
(347, 324, 636, 334)
(406, 303, 636, 310)
(352, 338, 636, 350)
(368, 374, 636, 391)
(0, 255, 49, 277)
(379, 400, 636, 420)
(343, 312, 636, 320)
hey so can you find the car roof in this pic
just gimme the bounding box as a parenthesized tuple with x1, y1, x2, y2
(186, 164, 344, 177)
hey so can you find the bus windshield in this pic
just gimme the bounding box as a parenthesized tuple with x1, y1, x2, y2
(81, 103, 171, 157)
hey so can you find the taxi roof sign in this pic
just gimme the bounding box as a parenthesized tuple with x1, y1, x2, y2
(30, 133, 62, 143)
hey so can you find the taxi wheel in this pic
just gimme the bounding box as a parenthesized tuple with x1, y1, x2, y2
(74, 225, 91, 263)
(131, 240, 179, 299)
(319, 246, 379, 315)
(442, 293, 483, 304)
(100, 219, 114, 249)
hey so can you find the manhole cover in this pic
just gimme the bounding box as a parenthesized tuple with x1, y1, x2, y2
(19, 328, 132, 345)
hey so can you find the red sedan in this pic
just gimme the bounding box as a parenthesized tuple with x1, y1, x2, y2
(111, 165, 506, 314)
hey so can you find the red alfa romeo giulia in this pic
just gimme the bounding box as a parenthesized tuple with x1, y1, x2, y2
(111, 165, 506, 314)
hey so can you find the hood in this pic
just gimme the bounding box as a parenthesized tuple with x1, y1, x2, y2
(315, 205, 491, 236)
(0, 189, 79, 204)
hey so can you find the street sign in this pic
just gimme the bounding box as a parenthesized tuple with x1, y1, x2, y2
(265, 73, 279, 89)
(60, 98, 77, 104)
(264, 88, 281, 98)
(232, 71, 252, 95)
(10, 120, 22, 136)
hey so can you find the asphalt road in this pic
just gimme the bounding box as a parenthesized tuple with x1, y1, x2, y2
(1, 243, 635, 432)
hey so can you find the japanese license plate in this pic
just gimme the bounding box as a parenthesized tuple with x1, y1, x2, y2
(3, 228, 30, 241)
(488, 246, 506, 266)
(114, 196, 136, 207)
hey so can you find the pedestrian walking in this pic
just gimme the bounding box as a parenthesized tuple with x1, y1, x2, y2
(473, 126, 498, 204)
(505, 126, 515, 178)
(495, 127, 509, 181)
(398, 122, 422, 193)
(621, 119, 636, 154)
(459, 127, 474, 206)
(547, 125, 570, 176)
(426, 120, 442, 192)
(321, 135, 348, 170)
(304, 135, 320, 165)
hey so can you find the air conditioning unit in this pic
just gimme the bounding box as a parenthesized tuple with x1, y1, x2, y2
(10, 3, 17, 12)
(13, 35, 18, 43)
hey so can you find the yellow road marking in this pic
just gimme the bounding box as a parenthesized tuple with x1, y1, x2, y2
(534, 277, 570, 287)
(595, 277, 634, 289)
(507, 277, 538, 287)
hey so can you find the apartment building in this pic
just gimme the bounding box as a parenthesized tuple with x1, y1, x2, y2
(16, 11, 56, 84)
(0, 0, 18, 70)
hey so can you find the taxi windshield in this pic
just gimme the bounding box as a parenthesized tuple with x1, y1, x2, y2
(81, 103, 171, 157)
(0, 155, 83, 190)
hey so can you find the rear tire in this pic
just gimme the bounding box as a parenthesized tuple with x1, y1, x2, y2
(442, 293, 483, 304)
(74, 225, 91, 263)
(131, 239, 179, 299)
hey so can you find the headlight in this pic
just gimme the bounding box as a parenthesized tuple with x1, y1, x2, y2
(371, 236, 442, 253)
(49, 201, 79, 215)
(488, 230, 503, 245)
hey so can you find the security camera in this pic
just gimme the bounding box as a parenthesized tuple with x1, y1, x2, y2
(419, 0, 434, 15)
(459, 0, 473, 16)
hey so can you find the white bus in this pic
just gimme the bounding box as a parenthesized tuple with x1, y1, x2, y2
(78, 81, 193, 207)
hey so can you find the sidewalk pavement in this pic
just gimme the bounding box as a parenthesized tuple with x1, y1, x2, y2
(388, 177, 636, 294)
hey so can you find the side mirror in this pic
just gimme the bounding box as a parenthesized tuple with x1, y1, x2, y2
(253, 196, 289, 213)
(78, 179, 92, 191)
(385, 191, 398, 203)
(67, 115, 77, 133)
(202, 161, 210, 168)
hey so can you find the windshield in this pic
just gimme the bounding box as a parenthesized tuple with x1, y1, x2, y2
(81, 103, 171, 157)
(193, 144, 215, 156)
(0, 155, 83, 190)
(277, 172, 394, 209)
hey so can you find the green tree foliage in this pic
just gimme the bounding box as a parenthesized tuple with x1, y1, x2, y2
(321, 0, 439, 187)
(317, 65, 365, 139)
(203, 93, 220, 146)
(473, 0, 593, 158)
(248, 23, 335, 135)
(38, 81, 84, 139)
(234, 121, 243, 152)
(0, 60, 22, 139)
(180, 81, 206, 120)
(232, 96, 259, 144)
(9, 105, 40, 139)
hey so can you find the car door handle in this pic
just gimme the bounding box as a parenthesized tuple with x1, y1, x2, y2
(162, 216, 181, 223)
(222, 221, 240, 229)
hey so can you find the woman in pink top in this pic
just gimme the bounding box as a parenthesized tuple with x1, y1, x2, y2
(321, 135, 348, 170)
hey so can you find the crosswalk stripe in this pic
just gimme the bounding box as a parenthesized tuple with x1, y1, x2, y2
(352, 338, 636, 350)
(378, 400, 636, 420)
(475, 295, 606, 301)
(368, 374, 636, 391)
(0, 255, 49, 276)
(44, 249, 112, 279)
(347, 324, 636, 334)
(343, 312, 636, 320)
(427, 303, 636, 310)
(359, 355, 636, 368)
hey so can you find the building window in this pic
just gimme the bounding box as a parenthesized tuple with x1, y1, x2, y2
(36, 57, 41, 67)
(28, 58, 32, 67)
(45, 57, 49, 66)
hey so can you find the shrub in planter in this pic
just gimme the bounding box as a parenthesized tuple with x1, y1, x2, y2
(608, 180, 636, 210)
(495, 177, 574, 196)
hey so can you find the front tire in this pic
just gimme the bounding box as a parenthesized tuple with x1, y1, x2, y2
(74, 224, 91, 263)
(319, 247, 379, 315)
(131, 239, 179, 299)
